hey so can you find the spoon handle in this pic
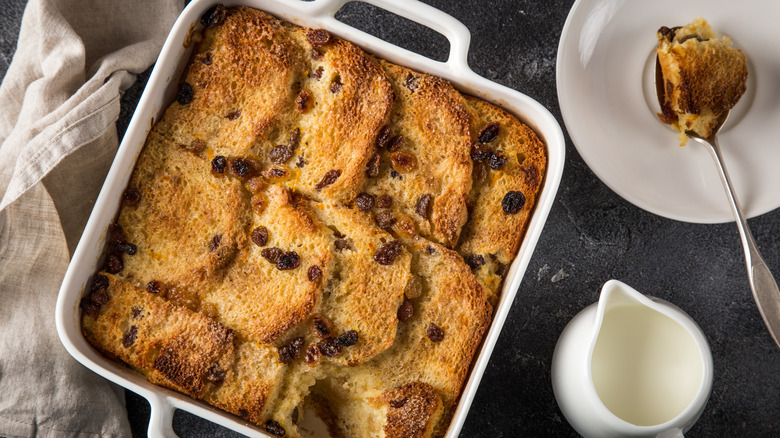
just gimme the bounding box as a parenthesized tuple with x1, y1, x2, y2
(706, 137, 780, 348)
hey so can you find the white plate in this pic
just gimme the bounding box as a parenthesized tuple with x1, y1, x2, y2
(557, 0, 780, 223)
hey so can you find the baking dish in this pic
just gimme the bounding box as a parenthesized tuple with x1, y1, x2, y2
(55, 0, 565, 436)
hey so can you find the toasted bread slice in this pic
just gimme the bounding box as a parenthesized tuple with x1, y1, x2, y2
(306, 239, 491, 437)
(361, 60, 473, 248)
(656, 18, 748, 144)
(155, 7, 304, 157)
(457, 96, 546, 304)
(116, 131, 250, 300)
(283, 26, 394, 202)
(202, 184, 332, 344)
(81, 274, 286, 424)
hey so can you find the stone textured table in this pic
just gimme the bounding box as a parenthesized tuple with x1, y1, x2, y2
(2, 1, 779, 436)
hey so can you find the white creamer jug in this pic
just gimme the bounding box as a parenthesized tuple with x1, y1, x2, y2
(551, 280, 713, 438)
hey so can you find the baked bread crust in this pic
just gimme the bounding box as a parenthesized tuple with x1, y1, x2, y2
(80, 5, 546, 437)
(656, 17, 748, 143)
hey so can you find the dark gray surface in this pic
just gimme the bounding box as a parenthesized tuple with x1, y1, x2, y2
(3, 0, 780, 436)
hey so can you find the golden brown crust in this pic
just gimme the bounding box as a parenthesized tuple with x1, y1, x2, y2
(656, 18, 748, 142)
(363, 60, 473, 248)
(381, 382, 444, 438)
(457, 96, 547, 303)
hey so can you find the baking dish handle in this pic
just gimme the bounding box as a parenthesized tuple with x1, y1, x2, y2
(147, 394, 178, 438)
(304, 0, 472, 75)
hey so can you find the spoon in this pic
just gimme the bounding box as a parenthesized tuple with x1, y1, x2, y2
(656, 57, 780, 349)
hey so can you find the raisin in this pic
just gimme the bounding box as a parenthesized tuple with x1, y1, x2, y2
(278, 345, 295, 364)
(305, 344, 321, 364)
(108, 223, 126, 243)
(209, 234, 222, 252)
(211, 156, 227, 174)
(251, 226, 268, 247)
(502, 191, 526, 215)
(335, 330, 358, 347)
(390, 151, 417, 173)
(296, 156, 305, 168)
(113, 242, 137, 255)
(334, 239, 351, 251)
(288, 128, 301, 150)
(315, 169, 341, 190)
(131, 306, 143, 319)
(377, 194, 392, 208)
(374, 241, 403, 266)
(470, 144, 492, 162)
(404, 73, 420, 92)
(123, 188, 141, 207)
(366, 154, 381, 178)
(91, 274, 109, 293)
(317, 337, 343, 357)
(147, 280, 163, 294)
(201, 52, 212, 65)
(355, 193, 375, 211)
(276, 251, 301, 270)
(415, 194, 432, 219)
(122, 325, 138, 348)
(189, 139, 206, 154)
(311, 49, 323, 60)
(329, 80, 342, 94)
(306, 265, 322, 281)
(313, 317, 332, 338)
(290, 337, 305, 358)
(374, 212, 396, 230)
(205, 364, 226, 386)
(397, 299, 413, 322)
(261, 247, 283, 264)
(201, 4, 226, 28)
(389, 398, 408, 409)
(269, 145, 293, 164)
(105, 253, 123, 274)
(488, 151, 508, 170)
(313, 66, 324, 80)
(386, 135, 404, 152)
(307, 28, 332, 47)
(477, 122, 500, 143)
(226, 110, 241, 120)
(265, 167, 288, 179)
(296, 90, 311, 112)
(426, 323, 444, 342)
(176, 82, 193, 105)
(376, 126, 391, 149)
(91, 289, 109, 305)
(465, 254, 485, 270)
(389, 169, 402, 180)
(80, 297, 100, 318)
(404, 275, 422, 299)
(425, 245, 436, 255)
(230, 158, 251, 178)
(265, 420, 286, 437)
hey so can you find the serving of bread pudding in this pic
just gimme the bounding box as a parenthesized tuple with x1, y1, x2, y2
(656, 17, 748, 145)
(79, 5, 546, 437)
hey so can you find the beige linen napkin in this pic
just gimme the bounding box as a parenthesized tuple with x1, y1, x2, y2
(0, 0, 182, 436)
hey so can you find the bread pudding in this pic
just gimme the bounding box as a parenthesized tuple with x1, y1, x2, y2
(79, 5, 547, 437)
(656, 18, 748, 145)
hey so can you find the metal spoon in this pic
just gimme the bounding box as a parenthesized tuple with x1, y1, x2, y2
(656, 57, 780, 348)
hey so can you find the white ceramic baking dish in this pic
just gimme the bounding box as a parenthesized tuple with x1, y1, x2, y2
(55, 0, 565, 436)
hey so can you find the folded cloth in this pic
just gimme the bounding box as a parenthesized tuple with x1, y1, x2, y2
(0, 0, 182, 436)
